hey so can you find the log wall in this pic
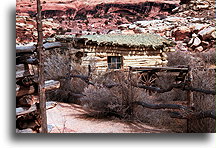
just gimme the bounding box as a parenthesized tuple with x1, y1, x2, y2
(81, 46, 168, 72)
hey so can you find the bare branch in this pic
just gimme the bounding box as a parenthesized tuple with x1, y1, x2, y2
(169, 110, 216, 120)
(133, 101, 216, 120)
(132, 83, 215, 95)
(133, 101, 190, 111)
(59, 74, 94, 85)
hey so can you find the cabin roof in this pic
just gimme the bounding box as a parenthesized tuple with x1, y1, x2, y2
(55, 33, 175, 50)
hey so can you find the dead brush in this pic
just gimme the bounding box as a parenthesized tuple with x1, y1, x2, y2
(167, 50, 205, 67)
(80, 70, 179, 131)
(189, 69, 215, 132)
(154, 73, 187, 102)
(80, 71, 144, 119)
(194, 49, 216, 67)
(44, 49, 88, 103)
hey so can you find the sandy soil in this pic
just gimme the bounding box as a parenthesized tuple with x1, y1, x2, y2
(47, 102, 170, 133)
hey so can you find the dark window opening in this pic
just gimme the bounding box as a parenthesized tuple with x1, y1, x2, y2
(108, 56, 123, 69)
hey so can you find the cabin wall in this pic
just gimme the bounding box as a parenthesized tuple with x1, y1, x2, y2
(43, 40, 169, 73)
(81, 47, 168, 72)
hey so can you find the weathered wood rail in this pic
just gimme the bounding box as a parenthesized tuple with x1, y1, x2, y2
(16, 42, 61, 133)
(58, 67, 215, 124)
(16, 42, 62, 54)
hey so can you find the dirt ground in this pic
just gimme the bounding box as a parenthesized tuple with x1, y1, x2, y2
(47, 102, 170, 133)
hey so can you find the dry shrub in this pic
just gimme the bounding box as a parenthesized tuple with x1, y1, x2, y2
(80, 71, 186, 132)
(81, 71, 144, 119)
(167, 50, 206, 67)
(167, 50, 215, 132)
(81, 85, 118, 116)
(190, 69, 215, 133)
(194, 49, 215, 67)
(155, 73, 187, 102)
(44, 49, 87, 103)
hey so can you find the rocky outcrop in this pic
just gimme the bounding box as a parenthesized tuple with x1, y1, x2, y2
(16, 0, 179, 44)
(114, 15, 215, 52)
(16, 0, 215, 52)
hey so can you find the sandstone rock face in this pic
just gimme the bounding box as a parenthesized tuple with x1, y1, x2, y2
(172, 26, 191, 41)
(198, 27, 215, 40)
(16, 0, 215, 52)
(16, 0, 179, 44)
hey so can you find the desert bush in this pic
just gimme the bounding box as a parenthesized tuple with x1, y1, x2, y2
(80, 71, 186, 132)
(44, 46, 215, 132)
(155, 73, 186, 102)
(167, 50, 204, 67)
(81, 71, 144, 119)
(167, 50, 215, 132)
(194, 49, 215, 67)
(44, 49, 88, 103)
(189, 69, 215, 132)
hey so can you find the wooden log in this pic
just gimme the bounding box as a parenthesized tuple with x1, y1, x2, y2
(133, 83, 216, 95)
(129, 66, 189, 72)
(16, 80, 60, 97)
(16, 113, 40, 132)
(16, 86, 35, 97)
(16, 95, 35, 107)
(16, 64, 35, 79)
(124, 56, 162, 60)
(186, 67, 193, 132)
(16, 76, 36, 87)
(133, 101, 190, 111)
(16, 84, 20, 92)
(16, 42, 62, 54)
(16, 45, 36, 53)
(43, 42, 62, 49)
(16, 128, 35, 133)
(169, 110, 216, 120)
(44, 80, 60, 91)
(16, 56, 38, 65)
(16, 101, 57, 117)
(85, 48, 162, 56)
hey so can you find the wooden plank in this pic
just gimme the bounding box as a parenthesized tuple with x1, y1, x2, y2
(43, 42, 62, 49)
(16, 42, 62, 54)
(129, 66, 189, 72)
(16, 45, 36, 53)
(16, 101, 57, 117)
(16, 80, 60, 97)
(16, 86, 35, 97)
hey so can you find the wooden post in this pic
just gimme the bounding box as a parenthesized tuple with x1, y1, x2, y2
(37, 0, 47, 133)
(187, 66, 193, 133)
(128, 66, 134, 119)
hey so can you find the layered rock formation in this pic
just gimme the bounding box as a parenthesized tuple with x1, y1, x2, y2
(16, 0, 215, 52)
(114, 0, 215, 52)
(16, 0, 180, 44)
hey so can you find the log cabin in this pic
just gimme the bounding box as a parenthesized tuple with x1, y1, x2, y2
(55, 33, 175, 73)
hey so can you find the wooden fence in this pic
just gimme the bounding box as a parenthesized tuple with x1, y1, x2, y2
(16, 43, 61, 133)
